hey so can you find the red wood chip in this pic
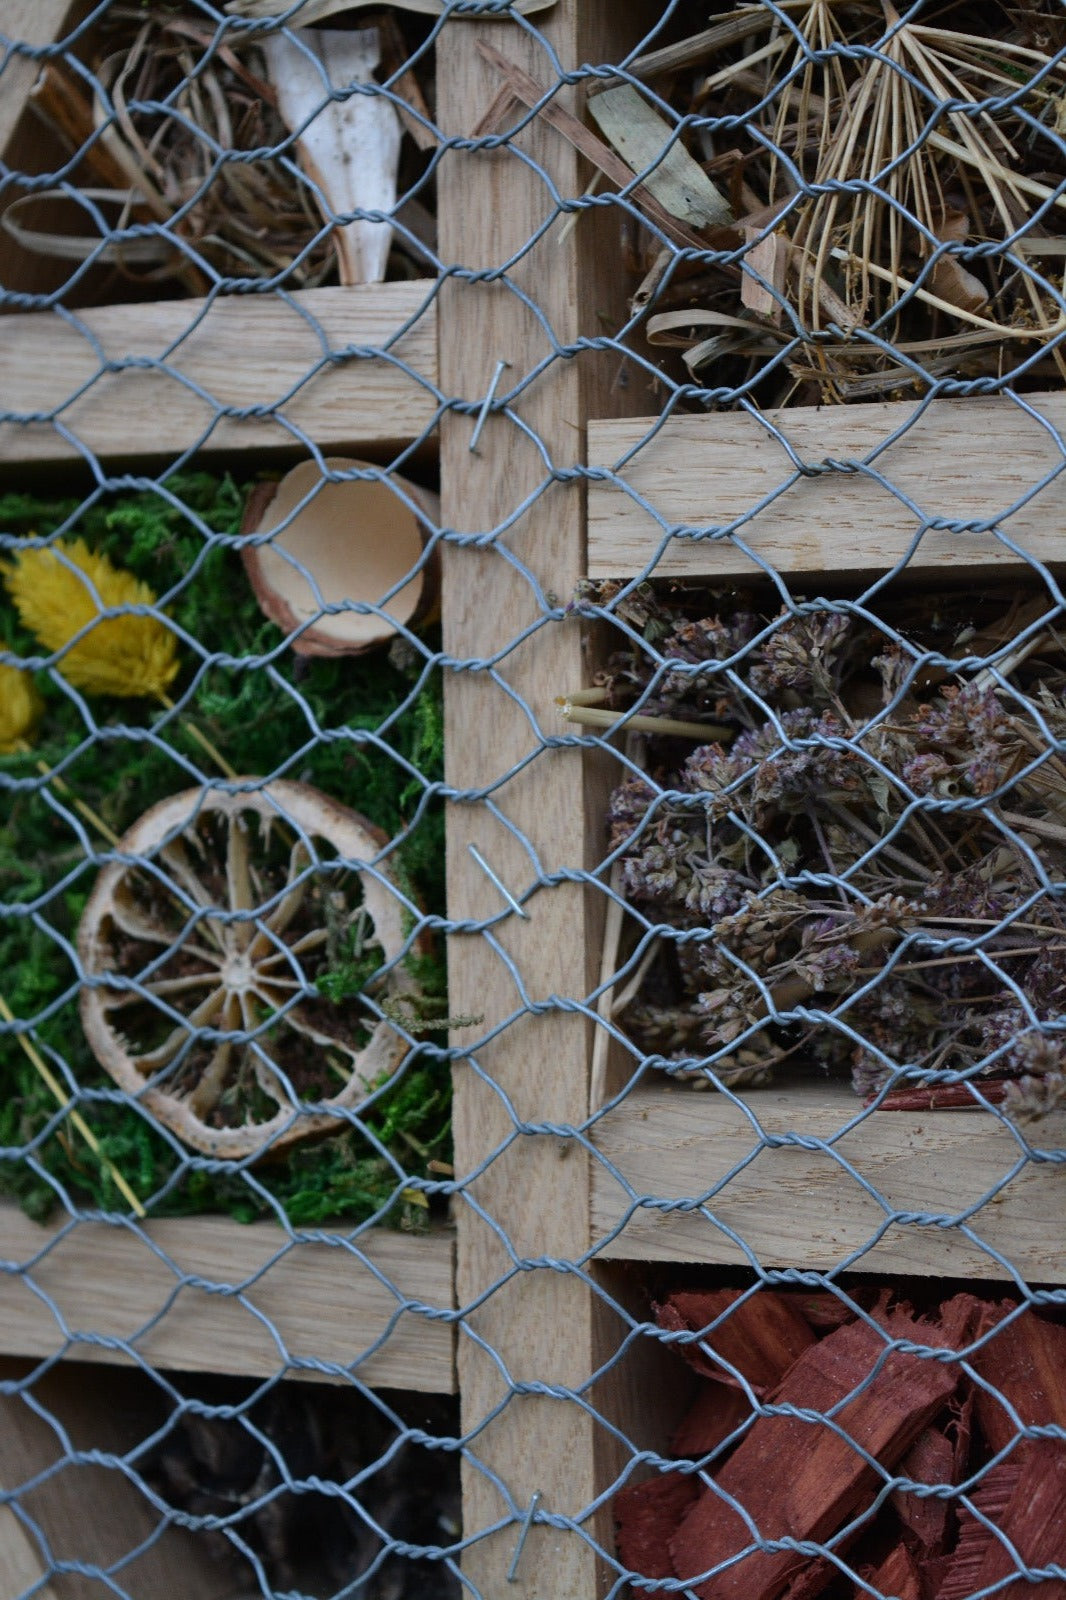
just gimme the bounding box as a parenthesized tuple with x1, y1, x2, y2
(615, 1470, 700, 1585)
(793, 1292, 857, 1331)
(972, 1307, 1066, 1454)
(935, 1446, 1066, 1600)
(655, 1290, 817, 1394)
(672, 1382, 753, 1461)
(861, 1542, 922, 1600)
(891, 1425, 954, 1558)
(669, 1308, 962, 1600)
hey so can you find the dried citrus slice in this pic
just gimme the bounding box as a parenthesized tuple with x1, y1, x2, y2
(77, 781, 410, 1159)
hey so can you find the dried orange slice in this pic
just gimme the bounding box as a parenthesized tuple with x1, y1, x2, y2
(77, 781, 410, 1159)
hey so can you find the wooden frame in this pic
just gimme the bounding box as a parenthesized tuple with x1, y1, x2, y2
(437, 4, 665, 1592)
(7, 3, 1066, 1595)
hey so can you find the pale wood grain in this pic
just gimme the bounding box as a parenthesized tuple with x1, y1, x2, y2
(438, 5, 656, 1593)
(0, 1357, 240, 1600)
(0, 1499, 58, 1600)
(0, 281, 438, 466)
(0, 2, 80, 159)
(0, 1206, 455, 1393)
(588, 393, 1066, 581)
(591, 1083, 1066, 1279)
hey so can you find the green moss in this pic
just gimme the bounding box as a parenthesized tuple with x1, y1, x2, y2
(0, 472, 449, 1230)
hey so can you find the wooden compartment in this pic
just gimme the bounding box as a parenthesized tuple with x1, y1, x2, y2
(0, 1357, 242, 1600)
(0, 0, 453, 1467)
(583, 395, 1066, 1266)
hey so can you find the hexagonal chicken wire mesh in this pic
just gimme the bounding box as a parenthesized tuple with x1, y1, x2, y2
(2, 2, 1066, 1597)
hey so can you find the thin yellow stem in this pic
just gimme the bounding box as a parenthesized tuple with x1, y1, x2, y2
(561, 686, 610, 707)
(0, 993, 146, 1218)
(35, 760, 122, 847)
(157, 692, 241, 782)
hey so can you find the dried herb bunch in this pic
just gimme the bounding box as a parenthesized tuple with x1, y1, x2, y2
(594, 579, 1066, 1111)
(614, 0, 1066, 403)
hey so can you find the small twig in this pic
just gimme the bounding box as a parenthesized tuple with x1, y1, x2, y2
(823, 800, 934, 882)
(872, 1079, 1011, 1112)
(476, 42, 718, 255)
(557, 699, 732, 742)
(998, 808, 1066, 847)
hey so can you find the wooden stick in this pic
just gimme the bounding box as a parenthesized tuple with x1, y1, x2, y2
(559, 685, 609, 706)
(476, 42, 715, 255)
(872, 1079, 1011, 1111)
(370, 9, 438, 152)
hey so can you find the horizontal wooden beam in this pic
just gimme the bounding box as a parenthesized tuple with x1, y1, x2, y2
(0, 1205, 456, 1392)
(591, 1082, 1066, 1280)
(588, 393, 1066, 582)
(0, 280, 439, 467)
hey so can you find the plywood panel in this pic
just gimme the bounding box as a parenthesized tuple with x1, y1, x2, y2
(591, 1083, 1066, 1280)
(0, 1206, 455, 1393)
(588, 394, 1066, 581)
(0, 281, 439, 466)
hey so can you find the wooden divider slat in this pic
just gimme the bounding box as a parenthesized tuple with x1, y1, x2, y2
(0, 283, 439, 467)
(0, 1206, 455, 1393)
(588, 395, 1066, 580)
(591, 1083, 1066, 1280)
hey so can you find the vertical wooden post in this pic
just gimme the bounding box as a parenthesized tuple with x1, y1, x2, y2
(438, 4, 654, 1592)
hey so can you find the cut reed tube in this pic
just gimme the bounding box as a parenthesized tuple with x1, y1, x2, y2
(557, 696, 732, 742)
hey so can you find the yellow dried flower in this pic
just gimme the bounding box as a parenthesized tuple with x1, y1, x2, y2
(0, 662, 43, 753)
(3, 538, 179, 700)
